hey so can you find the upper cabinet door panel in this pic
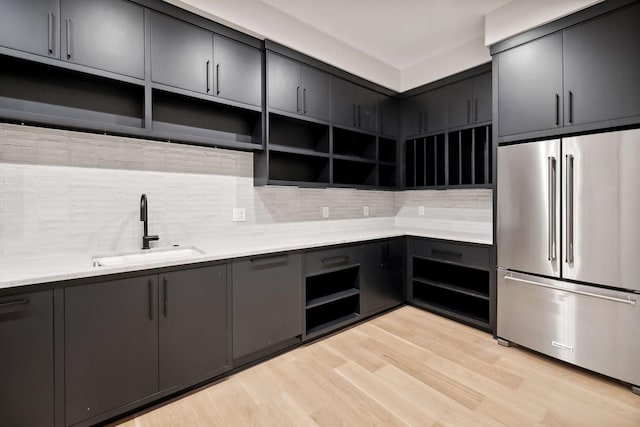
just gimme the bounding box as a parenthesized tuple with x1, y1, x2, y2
(447, 79, 473, 128)
(151, 12, 212, 94)
(214, 35, 261, 107)
(357, 86, 378, 132)
(0, 0, 60, 58)
(331, 77, 357, 127)
(379, 95, 399, 137)
(267, 53, 301, 114)
(498, 33, 563, 137)
(425, 87, 446, 133)
(403, 94, 426, 137)
(473, 72, 492, 123)
(563, 3, 640, 126)
(61, 0, 144, 79)
(301, 65, 330, 121)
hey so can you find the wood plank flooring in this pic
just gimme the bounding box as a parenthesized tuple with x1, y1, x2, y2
(116, 306, 640, 426)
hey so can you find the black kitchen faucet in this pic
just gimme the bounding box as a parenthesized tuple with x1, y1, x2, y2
(140, 194, 159, 249)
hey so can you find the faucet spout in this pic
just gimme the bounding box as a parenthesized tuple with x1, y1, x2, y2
(140, 194, 159, 250)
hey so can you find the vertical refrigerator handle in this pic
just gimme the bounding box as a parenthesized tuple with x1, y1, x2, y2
(566, 154, 575, 263)
(548, 156, 557, 261)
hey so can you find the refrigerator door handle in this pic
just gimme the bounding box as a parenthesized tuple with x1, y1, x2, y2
(566, 154, 575, 264)
(548, 156, 557, 261)
(504, 275, 636, 306)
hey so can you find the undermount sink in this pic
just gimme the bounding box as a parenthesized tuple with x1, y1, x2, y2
(92, 247, 205, 267)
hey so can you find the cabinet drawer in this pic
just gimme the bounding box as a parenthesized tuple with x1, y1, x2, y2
(305, 245, 362, 276)
(412, 238, 489, 269)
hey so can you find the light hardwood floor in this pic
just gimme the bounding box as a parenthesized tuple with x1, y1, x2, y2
(116, 306, 640, 426)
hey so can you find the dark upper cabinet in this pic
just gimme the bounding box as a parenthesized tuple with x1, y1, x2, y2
(61, 0, 144, 79)
(447, 79, 474, 129)
(379, 94, 399, 137)
(268, 52, 330, 121)
(404, 87, 446, 137)
(331, 77, 377, 132)
(232, 253, 302, 360)
(159, 265, 229, 391)
(473, 72, 492, 123)
(563, 3, 640, 127)
(213, 35, 261, 107)
(65, 276, 159, 426)
(497, 33, 563, 137)
(0, 0, 60, 59)
(362, 239, 405, 315)
(150, 11, 212, 94)
(0, 291, 54, 427)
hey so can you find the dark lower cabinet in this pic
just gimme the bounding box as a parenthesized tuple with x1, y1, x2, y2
(362, 239, 405, 315)
(232, 253, 302, 360)
(159, 265, 229, 391)
(65, 276, 159, 426)
(0, 291, 54, 427)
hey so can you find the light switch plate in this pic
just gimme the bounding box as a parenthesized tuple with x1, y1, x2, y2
(233, 207, 246, 222)
(322, 207, 329, 218)
(418, 206, 425, 216)
(363, 206, 369, 216)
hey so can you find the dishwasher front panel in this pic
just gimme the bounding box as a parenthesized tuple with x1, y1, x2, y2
(497, 269, 639, 386)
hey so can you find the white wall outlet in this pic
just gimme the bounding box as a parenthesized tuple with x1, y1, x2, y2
(322, 206, 329, 218)
(418, 206, 425, 216)
(363, 206, 369, 217)
(232, 207, 246, 222)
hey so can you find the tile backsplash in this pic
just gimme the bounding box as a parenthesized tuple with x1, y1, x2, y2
(0, 123, 492, 258)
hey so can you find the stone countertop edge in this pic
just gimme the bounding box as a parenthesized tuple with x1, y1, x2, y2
(0, 228, 492, 291)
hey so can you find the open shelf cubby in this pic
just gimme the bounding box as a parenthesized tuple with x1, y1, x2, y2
(306, 266, 360, 307)
(333, 127, 376, 160)
(269, 151, 330, 184)
(412, 283, 489, 324)
(413, 257, 489, 298)
(333, 158, 376, 186)
(379, 164, 397, 187)
(269, 113, 329, 154)
(306, 294, 360, 335)
(378, 137, 397, 163)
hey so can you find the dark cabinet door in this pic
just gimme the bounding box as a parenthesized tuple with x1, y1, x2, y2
(0, 0, 60, 58)
(379, 95, 399, 137)
(159, 265, 229, 391)
(447, 79, 473, 129)
(232, 253, 302, 359)
(362, 240, 405, 315)
(357, 86, 378, 132)
(0, 291, 54, 427)
(267, 52, 301, 114)
(498, 33, 563, 137)
(65, 276, 158, 426)
(404, 94, 427, 137)
(331, 77, 357, 127)
(563, 3, 640, 127)
(301, 64, 330, 121)
(473, 72, 492, 123)
(61, 0, 144, 79)
(214, 35, 261, 107)
(425, 87, 447, 133)
(150, 11, 212, 94)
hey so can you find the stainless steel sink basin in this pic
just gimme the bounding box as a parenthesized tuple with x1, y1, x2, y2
(92, 247, 205, 267)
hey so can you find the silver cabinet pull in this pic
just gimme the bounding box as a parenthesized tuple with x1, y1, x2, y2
(566, 154, 574, 263)
(297, 86, 301, 113)
(216, 63, 220, 95)
(206, 60, 210, 92)
(548, 156, 557, 261)
(48, 12, 54, 54)
(505, 275, 636, 306)
(65, 18, 71, 59)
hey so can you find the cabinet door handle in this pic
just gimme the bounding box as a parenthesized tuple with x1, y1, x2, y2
(48, 12, 54, 54)
(216, 63, 220, 95)
(352, 104, 356, 126)
(467, 99, 471, 123)
(250, 254, 288, 266)
(296, 86, 300, 112)
(303, 88, 307, 114)
(568, 91, 574, 124)
(474, 98, 478, 122)
(148, 280, 153, 320)
(555, 94, 560, 126)
(163, 277, 168, 317)
(358, 105, 361, 127)
(65, 18, 71, 59)
(548, 156, 557, 261)
(0, 298, 29, 315)
(321, 255, 349, 266)
(206, 60, 211, 93)
(566, 154, 574, 264)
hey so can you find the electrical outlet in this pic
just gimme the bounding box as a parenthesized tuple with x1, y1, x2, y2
(322, 206, 329, 218)
(233, 207, 246, 222)
(363, 206, 369, 217)
(418, 206, 425, 216)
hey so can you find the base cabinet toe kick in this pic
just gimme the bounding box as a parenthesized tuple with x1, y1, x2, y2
(496, 269, 640, 392)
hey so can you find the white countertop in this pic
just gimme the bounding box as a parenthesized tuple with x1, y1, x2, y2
(0, 227, 491, 291)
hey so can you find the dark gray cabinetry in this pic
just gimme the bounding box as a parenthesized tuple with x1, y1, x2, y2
(563, 3, 640, 127)
(497, 33, 563, 137)
(214, 35, 261, 107)
(61, 0, 144, 79)
(0, 0, 60, 58)
(267, 53, 330, 121)
(65, 276, 159, 426)
(447, 73, 492, 129)
(331, 77, 377, 132)
(0, 291, 54, 427)
(473, 72, 492, 123)
(232, 253, 302, 360)
(362, 239, 405, 315)
(158, 265, 229, 391)
(404, 87, 446, 137)
(379, 94, 399, 137)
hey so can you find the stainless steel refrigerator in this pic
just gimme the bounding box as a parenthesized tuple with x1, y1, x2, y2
(497, 129, 640, 393)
